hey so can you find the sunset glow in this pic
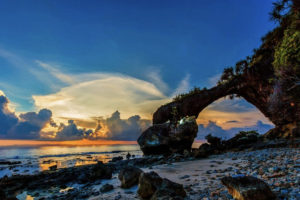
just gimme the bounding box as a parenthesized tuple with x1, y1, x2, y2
(0, 139, 137, 147)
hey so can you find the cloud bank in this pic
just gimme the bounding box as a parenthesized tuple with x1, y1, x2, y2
(0, 95, 55, 139)
(91, 111, 151, 141)
(33, 61, 173, 120)
(0, 93, 150, 140)
(0, 61, 275, 141)
(0, 92, 274, 141)
(197, 120, 274, 140)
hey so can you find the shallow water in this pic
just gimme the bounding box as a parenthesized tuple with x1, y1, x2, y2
(0, 144, 142, 178)
(0, 141, 204, 178)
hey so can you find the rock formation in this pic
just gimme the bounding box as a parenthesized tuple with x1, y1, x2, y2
(137, 116, 198, 155)
(221, 175, 276, 200)
(152, 0, 300, 139)
(118, 166, 143, 188)
(137, 171, 186, 199)
(137, 0, 299, 156)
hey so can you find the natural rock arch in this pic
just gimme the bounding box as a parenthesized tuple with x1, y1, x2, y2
(139, 66, 298, 156)
(139, 1, 300, 156)
(153, 78, 276, 126)
(153, 68, 298, 139)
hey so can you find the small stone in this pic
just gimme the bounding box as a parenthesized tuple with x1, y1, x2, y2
(49, 165, 57, 171)
(179, 175, 190, 179)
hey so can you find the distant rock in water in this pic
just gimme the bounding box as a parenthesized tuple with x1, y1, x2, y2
(137, 116, 198, 155)
(221, 175, 276, 200)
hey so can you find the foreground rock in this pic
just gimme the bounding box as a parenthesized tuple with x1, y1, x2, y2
(138, 116, 198, 155)
(118, 166, 143, 188)
(221, 175, 276, 200)
(100, 183, 114, 193)
(138, 171, 186, 199)
(0, 161, 112, 199)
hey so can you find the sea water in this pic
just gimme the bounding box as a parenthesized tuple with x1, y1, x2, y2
(0, 144, 142, 178)
(0, 142, 204, 178)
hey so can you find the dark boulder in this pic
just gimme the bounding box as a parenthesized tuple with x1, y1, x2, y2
(158, 178, 186, 198)
(49, 165, 57, 171)
(138, 171, 163, 199)
(205, 134, 222, 148)
(192, 143, 212, 158)
(118, 166, 143, 188)
(138, 116, 198, 155)
(151, 188, 185, 200)
(0, 189, 6, 200)
(221, 175, 276, 200)
(111, 156, 123, 162)
(89, 161, 113, 180)
(100, 183, 114, 193)
(138, 171, 186, 199)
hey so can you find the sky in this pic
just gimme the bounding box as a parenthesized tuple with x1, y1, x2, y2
(0, 0, 276, 141)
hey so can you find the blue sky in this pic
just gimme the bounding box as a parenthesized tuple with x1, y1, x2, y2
(0, 0, 276, 140)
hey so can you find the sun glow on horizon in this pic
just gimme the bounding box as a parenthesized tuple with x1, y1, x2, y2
(0, 139, 137, 147)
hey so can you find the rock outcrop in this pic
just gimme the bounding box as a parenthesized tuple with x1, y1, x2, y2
(151, 1, 300, 139)
(221, 175, 276, 200)
(137, 116, 198, 155)
(138, 171, 186, 199)
(0, 161, 113, 198)
(152, 74, 299, 139)
(192, 131, 261, 157)
(118, 166, 143, 188)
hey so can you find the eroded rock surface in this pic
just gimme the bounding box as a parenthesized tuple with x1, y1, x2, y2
(138, 116, 198, 155)
(118, 166, 143, 188)
(0, 161, 113, 199)
(138, 171, 186, 200)
(221, 175, 276, 200)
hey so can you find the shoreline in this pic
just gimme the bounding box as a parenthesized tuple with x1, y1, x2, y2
(1, 143, 299, 200)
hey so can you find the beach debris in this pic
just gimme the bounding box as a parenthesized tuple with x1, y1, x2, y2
(221, 175, 276, 200)
(118, 166, 143, 188)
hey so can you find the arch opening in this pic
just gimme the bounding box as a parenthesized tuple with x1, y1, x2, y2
(192, 96, 274, 147)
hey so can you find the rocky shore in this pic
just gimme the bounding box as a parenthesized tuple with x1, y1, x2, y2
(0, 137, 299, 200)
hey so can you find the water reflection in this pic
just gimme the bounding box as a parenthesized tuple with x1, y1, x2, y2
(0, 144, 143, 179)
(38, 153, 113, 171)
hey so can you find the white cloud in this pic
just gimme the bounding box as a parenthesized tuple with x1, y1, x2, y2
(208, 73, 221, 87)
(197, 107, 274, 130)
(171, 74, 190, 97)
(146, 69, 169, 94)
(197, 120, 274, 140)
(33, 71, 171, 121)
(0, 90, 5, 96)
(35, 60, 75, 85)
